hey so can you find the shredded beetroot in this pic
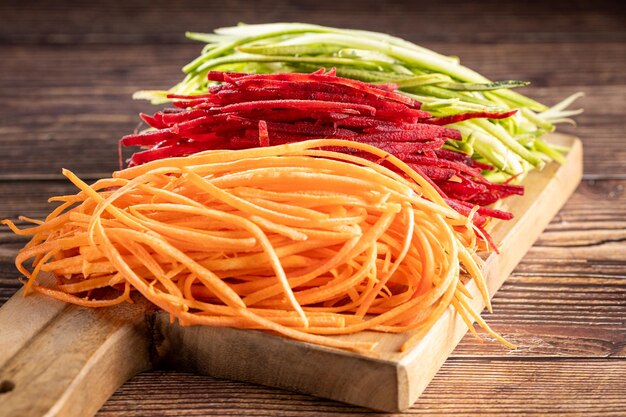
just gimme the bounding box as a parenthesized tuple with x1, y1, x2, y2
(425, 109, 518, 125)
(258, 120, 269, 147)
(121, 69, 523, 225)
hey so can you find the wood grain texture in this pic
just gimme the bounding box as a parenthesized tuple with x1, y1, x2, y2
(0, 282, 153, 417)
(93, 361, 626, 417)
(0, 0, 624, 415)
(0, 43, 623, 177)
(1, 0, 624, 44)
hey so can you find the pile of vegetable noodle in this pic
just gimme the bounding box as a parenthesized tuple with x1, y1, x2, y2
(3, 140, 512, 353)
(135, 22, 582, 182)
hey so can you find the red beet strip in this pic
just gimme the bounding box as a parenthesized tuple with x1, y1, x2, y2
(426, 109, 518, 125)
(122, 69, 522, 226)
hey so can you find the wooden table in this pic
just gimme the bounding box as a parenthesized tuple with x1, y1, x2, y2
(1, 1, 624, 415)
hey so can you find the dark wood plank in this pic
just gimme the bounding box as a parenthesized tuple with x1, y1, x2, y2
(0, 44, 623, 178)
(451, 275, 626, 358)
(95, 360, 626, 417)
(521, 184, 626, 273)
(1, 0, 624, 44)
(1, 42, 622, 89)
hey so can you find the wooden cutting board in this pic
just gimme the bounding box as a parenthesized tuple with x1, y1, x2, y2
(0, 133, 582, 416)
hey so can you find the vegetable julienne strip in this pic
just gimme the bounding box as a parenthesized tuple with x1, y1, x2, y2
(3, 139, 512, 353)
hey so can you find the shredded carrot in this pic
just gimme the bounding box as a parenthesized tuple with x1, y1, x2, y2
(2, 139, 512, 352)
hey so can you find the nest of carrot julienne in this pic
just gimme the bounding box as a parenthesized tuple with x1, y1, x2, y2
(3, 139, 513, 353)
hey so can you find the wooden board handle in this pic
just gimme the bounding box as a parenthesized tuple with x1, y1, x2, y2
(0, 283, 153, 417)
